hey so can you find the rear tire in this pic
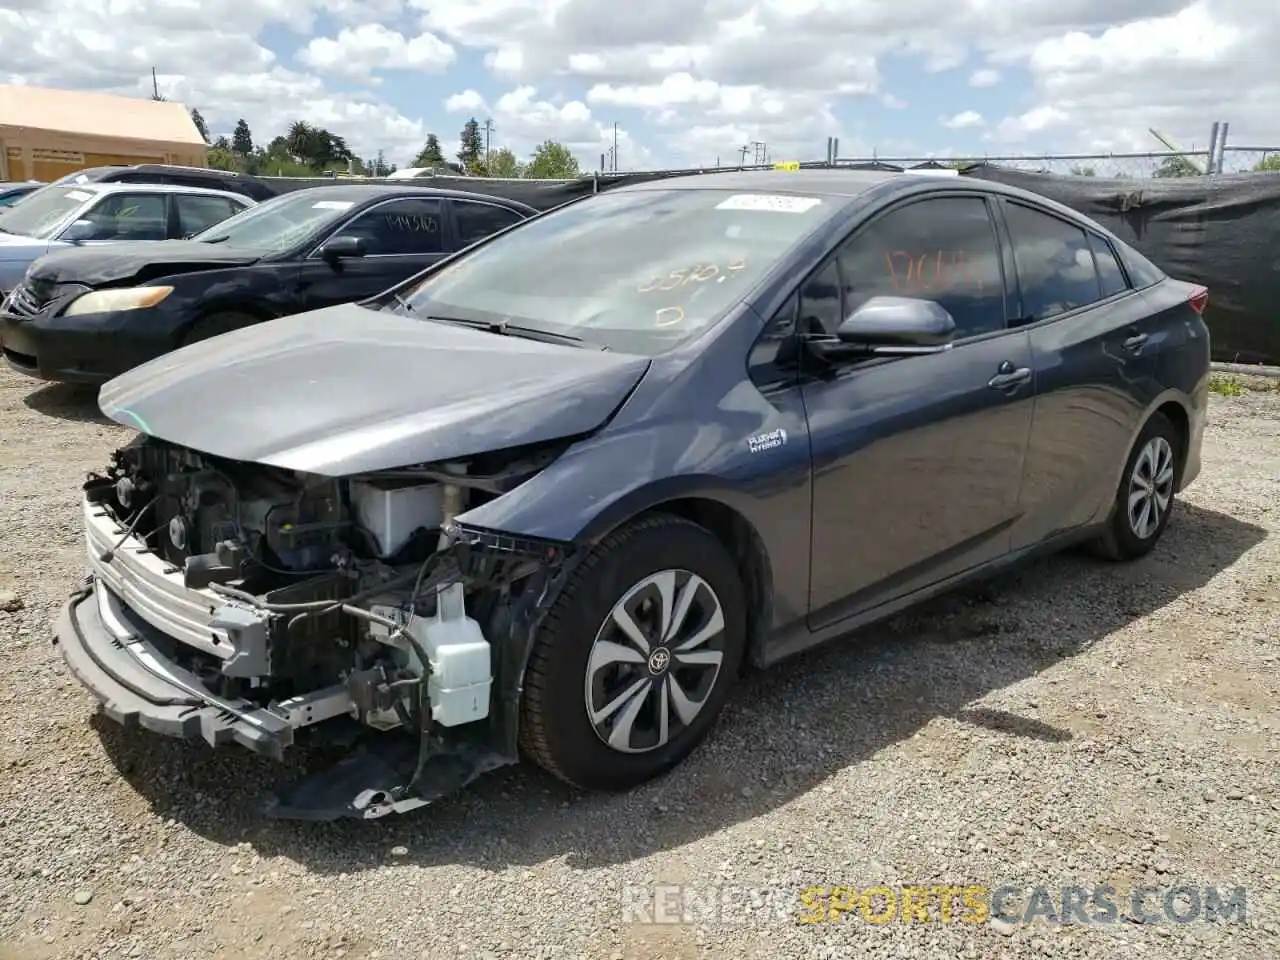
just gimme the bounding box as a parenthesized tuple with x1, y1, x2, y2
(518, 513, 746, 791)
(1089, 411, 1181, 561)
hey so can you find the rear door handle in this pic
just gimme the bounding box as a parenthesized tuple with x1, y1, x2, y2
(1123, 332, 1149, 352)
(988, 363, 1032, 390)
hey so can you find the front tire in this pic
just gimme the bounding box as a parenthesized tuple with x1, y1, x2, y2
(519, 513, 746, 790)
(179, 311, 257, 347)
(1090, 411, 1181, 561)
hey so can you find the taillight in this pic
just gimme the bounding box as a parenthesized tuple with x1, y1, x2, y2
(1188, 285, 1209, 315)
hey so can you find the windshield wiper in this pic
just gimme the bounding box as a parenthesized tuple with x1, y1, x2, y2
(423, 313, 607, 350)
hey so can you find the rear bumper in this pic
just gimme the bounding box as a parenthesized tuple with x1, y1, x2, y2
(55, 580, 296, 758)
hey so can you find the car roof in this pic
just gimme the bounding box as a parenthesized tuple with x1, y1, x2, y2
(60, 182, 252, 200)
(613, 168, 903, 198)
(277, 183, 539, 211)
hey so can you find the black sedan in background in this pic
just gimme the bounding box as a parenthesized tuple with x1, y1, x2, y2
(0, 185, 538, 383)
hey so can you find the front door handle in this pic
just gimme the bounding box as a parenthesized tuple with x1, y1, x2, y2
(988, 362, 1032, 391)
(1123, 332, 1149, 353)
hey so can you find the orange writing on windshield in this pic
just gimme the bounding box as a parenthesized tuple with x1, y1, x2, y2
(884, 250, 987, 295)
(638, 259, 746, 293)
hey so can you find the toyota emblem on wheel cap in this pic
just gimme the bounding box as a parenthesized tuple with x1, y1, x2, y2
(647, 647, 671, 674)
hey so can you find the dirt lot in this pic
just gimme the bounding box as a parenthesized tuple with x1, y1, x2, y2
(0, 366, 1276, 960)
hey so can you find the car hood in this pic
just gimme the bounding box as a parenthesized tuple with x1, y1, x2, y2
(29, 239, 262, 285)
(0, 233, 52, 260)
(98, 304, 652, 476)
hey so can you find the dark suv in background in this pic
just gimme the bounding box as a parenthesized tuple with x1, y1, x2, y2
(47, 164, 278, 202)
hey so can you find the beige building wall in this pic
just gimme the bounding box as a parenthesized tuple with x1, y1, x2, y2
(0, 84, 208, 182)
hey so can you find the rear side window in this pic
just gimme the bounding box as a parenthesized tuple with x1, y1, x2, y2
(452, 200, 526, 247)
(1116, 241, 1165, 289)
(1088, 233, 1128, 298)
(176, 194, 242, 236)
(835, 196, 1007, 338)
(1003, 202, 1103, 322)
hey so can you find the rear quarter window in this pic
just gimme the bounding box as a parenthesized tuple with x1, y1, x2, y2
(1114, 239, 1165, 289)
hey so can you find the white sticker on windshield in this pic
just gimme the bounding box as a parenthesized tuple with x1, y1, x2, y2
(312, 200, 354, 210)
(715, 194, 822, 213)
(66, 190, 93, 201)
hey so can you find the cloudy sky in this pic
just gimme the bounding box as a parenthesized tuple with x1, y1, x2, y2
(0, 0, 1271, 171)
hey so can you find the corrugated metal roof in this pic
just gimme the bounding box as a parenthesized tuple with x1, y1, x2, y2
(0, 84, 206, 146)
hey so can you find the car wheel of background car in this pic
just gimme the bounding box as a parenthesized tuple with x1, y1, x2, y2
(1089, 411, 1181, 561)
(179, 311, 257, 347)
(519, 512, 746, 791)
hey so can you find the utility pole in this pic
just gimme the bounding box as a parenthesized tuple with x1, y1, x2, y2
(483, 119, 494, 169)
(151, 67, 160, 100)
(612, 122, 618, 172)
(738, 144, 749, 166)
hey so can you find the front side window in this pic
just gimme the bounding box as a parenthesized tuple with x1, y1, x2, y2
(401, 187, 839, 355)
(193, 190, 359, 253)
(837, 196, 1007, 338)
(0, 186, 99, 239)
(452, 200, 525, 247)
(72, 193, 169, 241)
(1003, 202, 1103, 322)
(329, 198, 445, 255)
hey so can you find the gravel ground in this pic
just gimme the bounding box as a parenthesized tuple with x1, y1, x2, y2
(0, 366, 1277, 960)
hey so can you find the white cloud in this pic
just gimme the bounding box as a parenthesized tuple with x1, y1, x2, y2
(942, 110, 985, 130)
(443, 85, 656, 169)
(298, 24, 455, 79)
(2, 0, 1279, 172)
(0, 0, 432, 162)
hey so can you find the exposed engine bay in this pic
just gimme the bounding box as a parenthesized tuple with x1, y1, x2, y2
(62, 434, 574, 820)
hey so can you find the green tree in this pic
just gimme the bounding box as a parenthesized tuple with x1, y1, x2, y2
(524, 140, 580, 179)
(487, 146, 521, 178)
(458, 118, 485, 173)
(1153, 155, 1202, 178)
(232, 119, 253, 157)
(284, 120, 353, 171)
(206, 145, 237, 171)
(412, 134, 446, 168)
(1252, 154, 1280, 172)
(190, 108, 210, 143)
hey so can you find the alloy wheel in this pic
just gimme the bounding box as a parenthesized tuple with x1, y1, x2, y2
(583, 569, 727, 754)
(1127, 435, 1175, 540)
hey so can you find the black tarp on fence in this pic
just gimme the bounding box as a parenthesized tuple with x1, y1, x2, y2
(960, 163, 1280, 365)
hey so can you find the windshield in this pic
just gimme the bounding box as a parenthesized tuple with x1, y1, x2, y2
(193, 190, 356, 251)
(0, 186, 96, 239)
(399, 187, 838, 354)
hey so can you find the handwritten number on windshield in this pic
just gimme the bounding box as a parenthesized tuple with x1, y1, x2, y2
(655, 306, 685, 327)
(638, 259, 745, 293)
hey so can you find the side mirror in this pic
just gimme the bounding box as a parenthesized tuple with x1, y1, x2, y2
(811, 296, 956, 358)
(61, 219, 97, 243)
(319, 235, 366, 262)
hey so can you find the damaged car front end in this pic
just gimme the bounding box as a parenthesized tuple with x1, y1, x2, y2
(60, 434, 580, 819)
(53, 300, 660, 820)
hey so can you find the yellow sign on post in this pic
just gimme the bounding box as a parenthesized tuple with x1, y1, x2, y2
(773, 161, 800, 171)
